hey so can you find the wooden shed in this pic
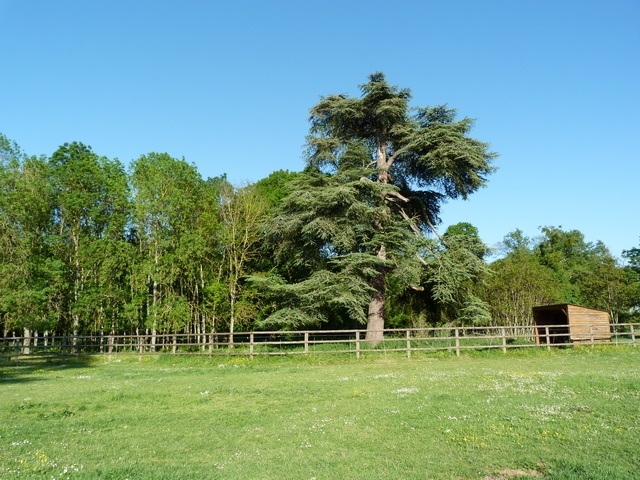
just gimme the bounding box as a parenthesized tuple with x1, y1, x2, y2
(533, 304, 611, 346)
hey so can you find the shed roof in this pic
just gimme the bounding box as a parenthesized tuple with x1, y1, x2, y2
(532, 303, 608, 314)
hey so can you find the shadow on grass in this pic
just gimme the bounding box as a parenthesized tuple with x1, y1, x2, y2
(0, 354, 96, 385)
(545, 460, 638, 480)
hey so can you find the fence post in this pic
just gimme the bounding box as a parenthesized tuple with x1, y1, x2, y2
(501, 326, 507, 353)
(406, 330, 411, 359)
(455, 328, 460, 357)
(304, 332, 309, 355)
(545, 326, 551, 351)
(355, 331, 360, 359)
(590, 325, 594, 346)
(249, 332, 254, 359)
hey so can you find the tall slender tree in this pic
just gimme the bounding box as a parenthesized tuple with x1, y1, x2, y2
(622, 241, 640, 320)
(49, 142, 129, 348)
(483, 247, 558, 330)
(219, 182, 269, 344)
(0, 136, 56, 347)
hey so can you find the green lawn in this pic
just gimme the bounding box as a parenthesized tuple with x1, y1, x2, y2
(1, 347, 639, 479)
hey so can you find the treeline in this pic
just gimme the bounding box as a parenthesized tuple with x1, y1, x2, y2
(1, 75, 639, 342)
(477, 226, 639, 327)
(0, 139, 229, 343)
(1, 135, 638, 342)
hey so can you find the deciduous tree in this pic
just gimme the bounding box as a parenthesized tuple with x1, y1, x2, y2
(0, 136, 56, 348)
(219, 182, 269, 345)
(49, 142, 129, 348)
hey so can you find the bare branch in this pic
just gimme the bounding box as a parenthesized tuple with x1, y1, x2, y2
(384, 189, 410, 203)
(387, 143, 413, 166)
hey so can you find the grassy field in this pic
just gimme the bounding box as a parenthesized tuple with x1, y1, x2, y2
(1, 347, 639, 479)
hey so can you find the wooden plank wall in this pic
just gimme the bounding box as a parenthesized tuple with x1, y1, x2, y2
(567, 305, 611, 343)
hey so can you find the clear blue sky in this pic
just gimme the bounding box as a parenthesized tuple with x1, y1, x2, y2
(1, 0, 638, 258)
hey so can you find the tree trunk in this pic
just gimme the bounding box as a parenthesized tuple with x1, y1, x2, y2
(229, 289, 236, 349)
(200, 313, 206, 352)
(71, 312, 80, 353)
(364, 140, 392, 346)
(200, 265, 206, 351)
(108, 326, 114, 355)
(71, 231, 80, 353)
(366, 245, 387, 346)
(150, 242, 159, 351)
(151, 276, 158, 350)
(22, 327, 31, 355)
(99, 317, 104, 353)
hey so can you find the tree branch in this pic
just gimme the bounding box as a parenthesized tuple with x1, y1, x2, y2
(387, 144, 413, 167)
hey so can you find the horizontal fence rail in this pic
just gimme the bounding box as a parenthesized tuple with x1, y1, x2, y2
(1, 323, 638, 359)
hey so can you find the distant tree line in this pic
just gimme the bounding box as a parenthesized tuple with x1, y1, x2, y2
(1, 74, 638, 345)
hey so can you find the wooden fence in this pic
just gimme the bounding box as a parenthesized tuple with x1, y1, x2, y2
(1, 323, 638, 360)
